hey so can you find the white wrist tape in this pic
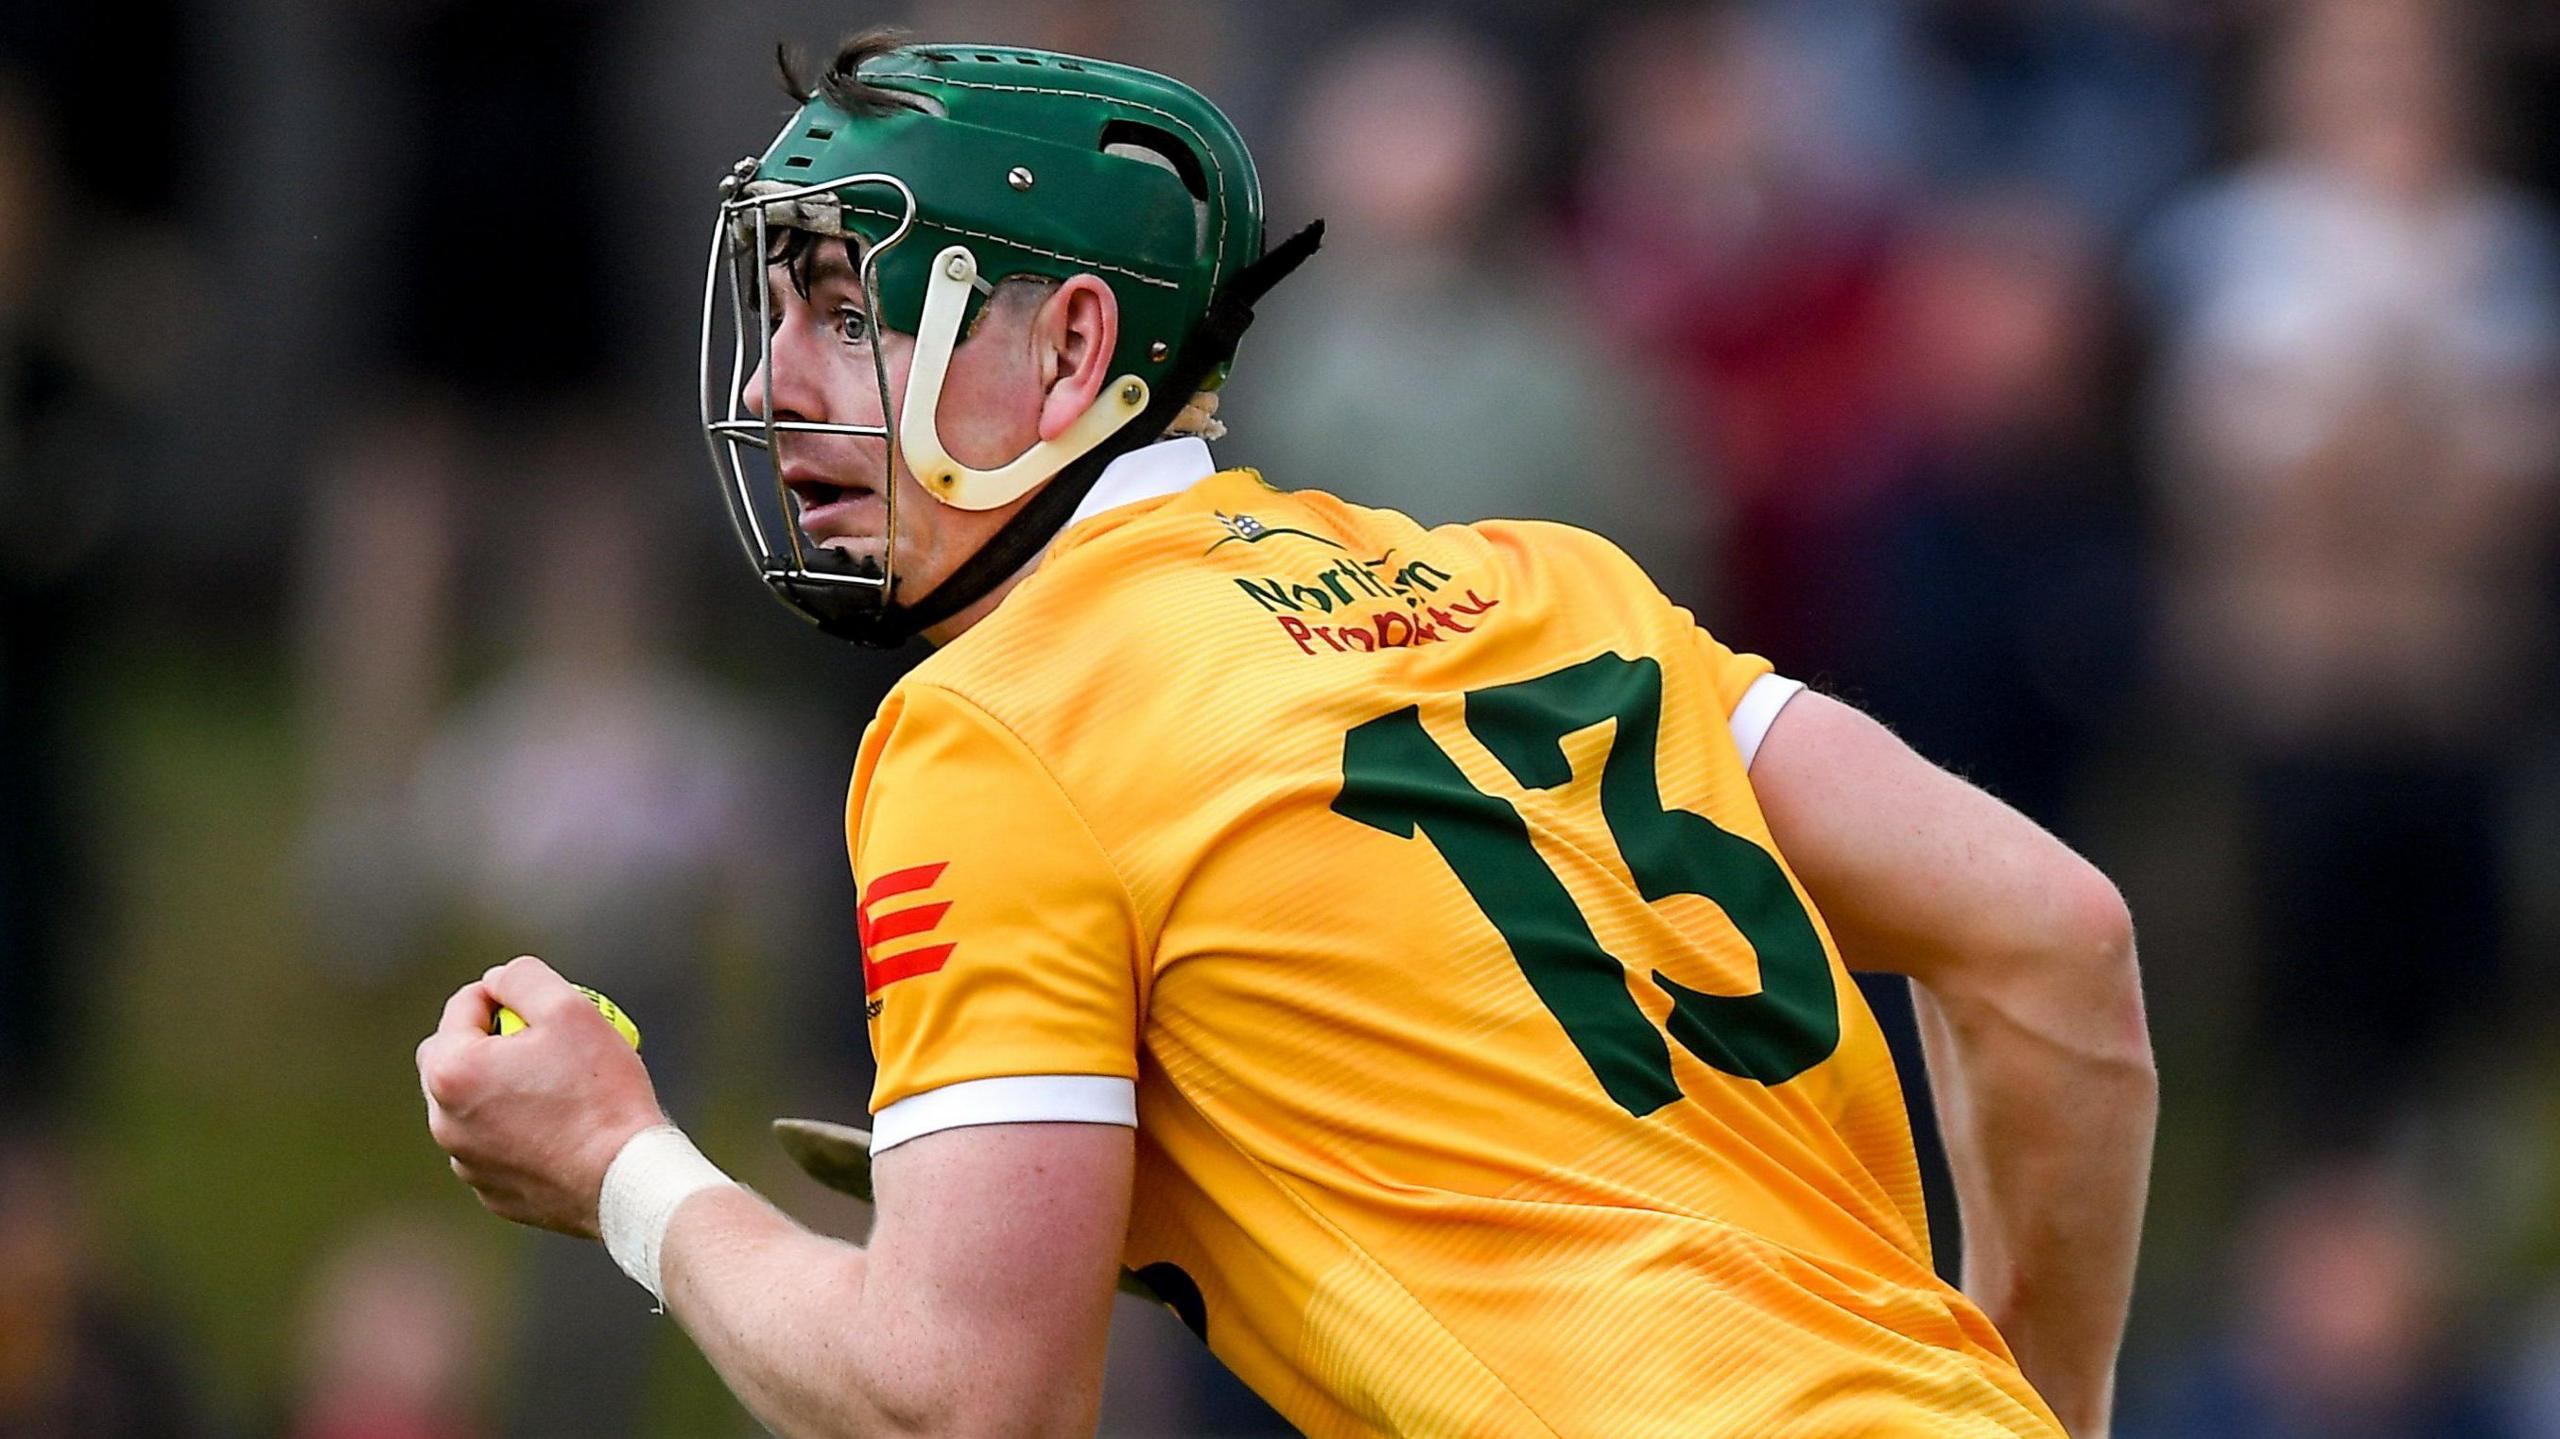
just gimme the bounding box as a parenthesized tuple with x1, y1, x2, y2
(598, 1124, 737, 1304)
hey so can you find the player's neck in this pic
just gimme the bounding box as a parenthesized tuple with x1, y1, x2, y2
(918, 549, 1047, 647)
(917, 439, 1206, 646)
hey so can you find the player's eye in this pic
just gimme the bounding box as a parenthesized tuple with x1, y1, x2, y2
(835, 306, 871, 345)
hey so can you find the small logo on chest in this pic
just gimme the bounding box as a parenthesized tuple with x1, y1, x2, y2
(1206, 510, 1347, 554)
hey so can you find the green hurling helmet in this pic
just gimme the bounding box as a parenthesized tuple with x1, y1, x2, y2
(700, 40, 1319, 647)
(768, 45, 1263, 398)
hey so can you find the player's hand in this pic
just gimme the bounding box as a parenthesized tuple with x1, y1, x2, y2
(416, 955, 666, 1238)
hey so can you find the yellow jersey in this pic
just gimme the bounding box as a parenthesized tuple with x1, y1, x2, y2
(847, 457, 2062, 1438)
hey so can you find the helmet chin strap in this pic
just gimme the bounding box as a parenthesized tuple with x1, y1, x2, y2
(900, 245, 1151, 512)
(819, 219, 1325, 648)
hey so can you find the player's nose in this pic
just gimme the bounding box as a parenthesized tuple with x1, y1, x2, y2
(742, 315, 825, 424)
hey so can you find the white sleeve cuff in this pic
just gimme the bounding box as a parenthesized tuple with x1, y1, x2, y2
(870, 1074, 1138, 1155)
(1728, 672, 1806, 772)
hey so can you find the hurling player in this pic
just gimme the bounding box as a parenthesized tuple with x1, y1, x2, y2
(419, 32, 2153, 1438)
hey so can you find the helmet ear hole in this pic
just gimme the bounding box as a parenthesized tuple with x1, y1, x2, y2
(1101, 121, 1210, 251)
(1100, 120, 1207, 201)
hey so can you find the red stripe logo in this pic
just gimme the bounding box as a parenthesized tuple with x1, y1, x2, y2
(860, 861, 955, 995)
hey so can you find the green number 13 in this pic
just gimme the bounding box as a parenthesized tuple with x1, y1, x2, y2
(1333, 653, 1840, 1115)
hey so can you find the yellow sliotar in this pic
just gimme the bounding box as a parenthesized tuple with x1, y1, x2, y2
(494, 983, 642, 1051)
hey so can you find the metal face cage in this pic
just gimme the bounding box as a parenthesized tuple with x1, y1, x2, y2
(699, 167, 921, 629)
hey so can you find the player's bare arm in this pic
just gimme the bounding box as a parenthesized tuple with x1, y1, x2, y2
(1750, 691, 2156, 1437)
(657, 1122, 1131, 1438)
(419, 956, 1131, 1438)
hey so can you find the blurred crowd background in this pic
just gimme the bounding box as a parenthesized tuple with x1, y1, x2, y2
(5, 0, 2560, 1433)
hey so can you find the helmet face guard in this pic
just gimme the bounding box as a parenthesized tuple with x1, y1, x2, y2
(700, 169, 1165, 639)
(700, 167, 918, 632)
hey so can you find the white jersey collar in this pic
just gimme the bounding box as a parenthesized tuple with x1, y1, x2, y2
(1063, 436, 1217, 531)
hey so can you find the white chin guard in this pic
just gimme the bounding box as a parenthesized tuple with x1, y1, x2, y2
(900, 245, 1150, 512)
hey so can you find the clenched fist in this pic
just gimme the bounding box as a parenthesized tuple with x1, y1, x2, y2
(417, 955, 667, 1237)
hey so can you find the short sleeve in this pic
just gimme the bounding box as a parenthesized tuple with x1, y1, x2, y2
(847, 682, 1142, 1149)
(1691, 626, 1802, 772)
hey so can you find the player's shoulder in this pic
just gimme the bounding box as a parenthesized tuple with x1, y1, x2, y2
(1465, 511, 1666, 588)
(1463, 509, 1710, 645)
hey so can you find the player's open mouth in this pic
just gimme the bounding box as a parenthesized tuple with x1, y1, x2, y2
(784, 474, 881, 538)
(789, 479, 852, 508)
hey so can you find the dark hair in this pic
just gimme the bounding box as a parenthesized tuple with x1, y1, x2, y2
(760, 27, 913, 305)
(775, 26, 927, 115)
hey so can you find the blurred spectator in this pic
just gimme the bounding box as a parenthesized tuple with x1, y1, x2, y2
(2135, 0, 2560, 1139)
(285, 1220, 487, 1439)
(0, 1119, 212, 1438)
(1862, 191, 2144, 832)
(1567, 3, 1898, 666)
(1761, 0, 2206, 235)
(1243, 21, 1706, 606)
(2130, 1160, 2513, 1437)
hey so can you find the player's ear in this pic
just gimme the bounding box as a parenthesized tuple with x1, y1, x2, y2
(1034, 274, 1119, 444)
